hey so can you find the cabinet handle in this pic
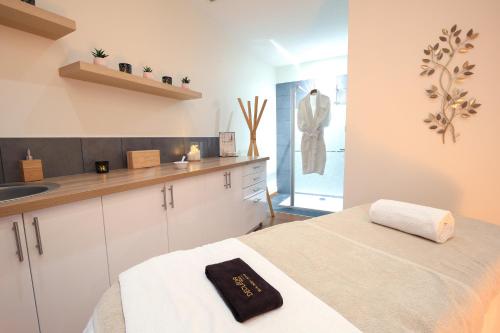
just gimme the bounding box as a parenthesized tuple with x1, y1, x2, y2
(253, 177, 260, 181)
(161, 185, 167, 210)
(12, 222, 24, 262)
(228, 171, 232, 189)
(253, 198, 261, 203)
(33, 217, 43, 255)
(168, 185, 175, 208)
(223, 172, 228, 189)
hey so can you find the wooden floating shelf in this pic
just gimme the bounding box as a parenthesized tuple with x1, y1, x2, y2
(0, 0, 76, 40)
(59, 62, 202, 100)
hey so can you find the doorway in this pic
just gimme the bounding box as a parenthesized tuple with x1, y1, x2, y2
(275, 76, 346, 215)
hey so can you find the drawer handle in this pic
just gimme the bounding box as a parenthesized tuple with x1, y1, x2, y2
(168, 185, 175, 208)
(161, 185, 167, 210)
(12, 222, 24, 262)
(253, 177, 260, 181)
(253, 198, 261, 203)
(33, 217, 43, 255)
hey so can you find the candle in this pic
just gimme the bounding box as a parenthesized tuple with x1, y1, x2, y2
(95, 161, 109, 173)
(187, 144, 201, 161)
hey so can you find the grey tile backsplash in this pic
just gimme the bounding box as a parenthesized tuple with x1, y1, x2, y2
(151, 138, 186, 163)
(120, 138, 154, 166)
(0, 137, 219, 183)
(0, 138, 84, 182)
(0, 148, 4, 184)
(81, 138, 124, 173)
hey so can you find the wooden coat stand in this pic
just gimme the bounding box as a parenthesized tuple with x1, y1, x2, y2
(238, 96, 275, 218)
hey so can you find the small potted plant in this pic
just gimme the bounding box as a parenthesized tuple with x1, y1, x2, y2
(92, 48, 108, 66)
(182, 77, 191, 89)
(143, 66, 154, 79)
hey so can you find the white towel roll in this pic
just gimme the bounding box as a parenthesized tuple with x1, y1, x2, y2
(369, 199, 455, 243)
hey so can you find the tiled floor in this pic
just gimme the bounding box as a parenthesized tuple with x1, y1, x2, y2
(262, 212, 310, 229)
(271, 195, 325, 217)
(279, 193, 343, 212)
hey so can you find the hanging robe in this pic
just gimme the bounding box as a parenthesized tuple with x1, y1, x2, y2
(297, 92, 331, 175)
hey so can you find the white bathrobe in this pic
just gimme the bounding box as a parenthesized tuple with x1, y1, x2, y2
(297, 92, 331, 175)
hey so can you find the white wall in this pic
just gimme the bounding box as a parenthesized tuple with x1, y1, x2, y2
(346, 0, 500, 224)
(276, 56, 347, 84)
(0, 0, 277, 186)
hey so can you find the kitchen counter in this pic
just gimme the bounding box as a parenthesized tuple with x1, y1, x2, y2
(0, 156, 268, 217)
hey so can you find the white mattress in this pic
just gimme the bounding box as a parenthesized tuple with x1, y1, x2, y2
(88, 205, 500, 333)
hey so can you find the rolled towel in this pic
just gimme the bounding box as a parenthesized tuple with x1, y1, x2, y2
(205, 258, 283, 322)
(369, 199, 455, 243)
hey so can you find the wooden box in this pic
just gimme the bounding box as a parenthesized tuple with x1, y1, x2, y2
(127, 150, 161, 169)
(19, 160, 44, 182)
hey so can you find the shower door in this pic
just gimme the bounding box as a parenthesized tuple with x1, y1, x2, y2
(276, 77, 346, 212)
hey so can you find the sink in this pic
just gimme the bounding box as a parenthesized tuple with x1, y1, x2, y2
(0, 182, 60, 203)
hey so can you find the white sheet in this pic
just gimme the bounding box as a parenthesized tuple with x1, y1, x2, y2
(118, 238, 361, 333)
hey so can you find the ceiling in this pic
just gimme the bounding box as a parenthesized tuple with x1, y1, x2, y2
(197, 0, 348, 67)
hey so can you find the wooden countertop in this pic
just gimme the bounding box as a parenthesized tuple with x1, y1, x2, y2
(0, 156, 268, 218)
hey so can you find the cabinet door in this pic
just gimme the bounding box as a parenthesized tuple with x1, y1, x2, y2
(0, 215, 39, 333)
(166, 171, 228, 251)
(220, 167, 249, 236)
(102, 184, 169, 281)
(24, 198, 109, 333)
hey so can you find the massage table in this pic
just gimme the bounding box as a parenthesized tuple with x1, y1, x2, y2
(89, 205, 500, 333)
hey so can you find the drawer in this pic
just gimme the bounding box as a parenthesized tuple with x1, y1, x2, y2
(243, 162, 266, 176)
(243, 170, 266, 188)
(243, 180, 266, 199)
(242, 191, 267, 232)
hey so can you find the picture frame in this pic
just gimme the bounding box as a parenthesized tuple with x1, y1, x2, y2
(219, 132, 237, 157)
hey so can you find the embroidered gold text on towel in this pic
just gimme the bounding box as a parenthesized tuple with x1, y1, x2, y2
(233, 274, 262, 297)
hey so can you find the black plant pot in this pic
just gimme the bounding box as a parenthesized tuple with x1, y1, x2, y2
(162, 76, 173, 85)
(21, 0, 36, 5)
(119, 63, 132, 74)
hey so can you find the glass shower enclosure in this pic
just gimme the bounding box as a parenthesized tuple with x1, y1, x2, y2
(275, 76, 346, 213)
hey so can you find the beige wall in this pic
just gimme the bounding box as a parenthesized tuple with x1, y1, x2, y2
(0, 0, 276, 170)
(346, 0, 500, 223)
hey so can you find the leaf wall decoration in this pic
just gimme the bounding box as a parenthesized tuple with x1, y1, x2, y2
(420, 25, 481, 144)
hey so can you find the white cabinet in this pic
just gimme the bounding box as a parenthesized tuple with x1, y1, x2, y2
(23, 198, 109, 333)
(241, 161, 268, 232)
(166, 164, 267, 251)
(166, 172, 226, 251)
(242, 190, 268, 232)
(0, 160, 268, 333)
(102, 184, 169, 281)
(0, 215, 39, 333)
(205, 167, 245, 239)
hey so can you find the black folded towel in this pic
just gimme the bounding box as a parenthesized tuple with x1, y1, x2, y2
(205, 258, 283, 322)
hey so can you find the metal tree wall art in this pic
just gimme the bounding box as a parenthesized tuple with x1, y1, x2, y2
(420, 24, 481, 143)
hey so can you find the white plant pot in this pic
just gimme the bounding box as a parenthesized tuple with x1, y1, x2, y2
(182, 83, 190, 89)
(93, 57, 106, 66)
(143, 72, 154, 79)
